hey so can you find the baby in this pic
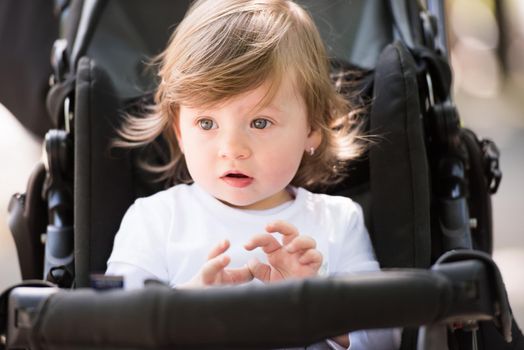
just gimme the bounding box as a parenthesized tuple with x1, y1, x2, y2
(107, 1, 398, 348)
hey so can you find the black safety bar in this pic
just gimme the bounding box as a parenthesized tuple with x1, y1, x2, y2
(3, 253, 512, 350)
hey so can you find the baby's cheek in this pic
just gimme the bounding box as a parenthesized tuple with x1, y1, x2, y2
(183, 151, 214, 184)
(265, 152, 302, 181)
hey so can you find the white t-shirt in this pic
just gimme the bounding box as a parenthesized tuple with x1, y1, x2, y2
(107, 183, 378, 285)
(106, 183, 399, 350)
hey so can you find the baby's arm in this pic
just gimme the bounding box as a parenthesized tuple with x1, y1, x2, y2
(180, 239, 253, 288)
(244, 220, 322, 282)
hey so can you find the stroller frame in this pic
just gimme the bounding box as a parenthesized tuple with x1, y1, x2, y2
(2, 0, 522, 349)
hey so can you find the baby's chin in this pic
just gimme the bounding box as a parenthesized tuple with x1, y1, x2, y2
(215, 190, 291, 211)
(216, 196, 262, 210)
(214, 192, 275, 210)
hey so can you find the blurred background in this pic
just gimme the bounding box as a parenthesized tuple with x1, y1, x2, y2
(448, 0, 524, 326)
(1, 0, 523, 330)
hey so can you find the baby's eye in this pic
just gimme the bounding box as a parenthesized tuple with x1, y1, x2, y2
(251, 118, 272, 129)
(198, 118, 217, 130)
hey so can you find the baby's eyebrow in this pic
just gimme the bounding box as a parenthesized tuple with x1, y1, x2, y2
(258, 103, 283, 114)
(191, 109, 214, 117)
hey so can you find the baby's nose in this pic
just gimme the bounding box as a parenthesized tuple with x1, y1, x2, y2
(218, 133, 252, 159)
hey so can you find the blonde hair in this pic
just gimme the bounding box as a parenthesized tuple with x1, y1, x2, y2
(116, 0, 367, 191)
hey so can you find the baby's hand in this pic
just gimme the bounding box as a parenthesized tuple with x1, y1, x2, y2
(181, 240, 253, 288)
(244, 220, 322, 283)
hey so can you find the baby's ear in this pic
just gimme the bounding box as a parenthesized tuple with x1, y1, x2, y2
(306, 127, 322, 150)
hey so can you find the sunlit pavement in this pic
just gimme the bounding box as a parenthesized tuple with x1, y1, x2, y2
(0, 104, 41, 286)
(1, 92, 524, 327)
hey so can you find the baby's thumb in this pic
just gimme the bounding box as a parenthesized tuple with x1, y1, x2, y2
(247, 258, 271, 283)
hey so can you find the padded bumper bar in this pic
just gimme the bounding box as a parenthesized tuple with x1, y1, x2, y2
(4, 256, 508, 350)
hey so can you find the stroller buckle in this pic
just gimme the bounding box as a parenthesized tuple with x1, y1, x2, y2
(480, 138, 502, 194)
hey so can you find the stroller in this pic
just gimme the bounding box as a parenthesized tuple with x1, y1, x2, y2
(2, 0, 523, 349)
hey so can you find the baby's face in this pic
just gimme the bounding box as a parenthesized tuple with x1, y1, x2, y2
(175, 78, 321, 210)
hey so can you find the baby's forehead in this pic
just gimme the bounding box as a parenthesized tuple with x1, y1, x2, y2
(188, 76, 303, 113)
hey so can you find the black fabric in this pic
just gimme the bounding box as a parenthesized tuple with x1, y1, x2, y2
(369, 41, 431, 269)
(7, 163, 47, 280)
(68, 0, 109, 70)
(298, 0, 394, 70)
(461, 128, 493, 254)
(0, 0, 58, 137)
(82, 0, 192, 100)
(386, 0, 421, 49)
(477, 318, 524, 350)
(64, 0, 85, 60)
(412, 46, 453, 102)
(74, 57, 135, 287)
(326, 61, 374, 228)
(29, 271, 454, 349)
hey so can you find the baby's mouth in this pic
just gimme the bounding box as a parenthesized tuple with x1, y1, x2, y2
(221, 170, 251, 178)
(221, 172, 253, 188)
(225, 173, 249, 178)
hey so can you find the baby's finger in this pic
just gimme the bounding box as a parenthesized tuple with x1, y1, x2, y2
(247, 258, 272, 283)
(298, 249, 323, 268)
(207, 239, 230, 260)
(266, 220, 299, 245)
(225, 266, 254, 284)
(244, 234, 281, 254)
(201, 254, 230, 284)
(285, 235, 316, 254)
